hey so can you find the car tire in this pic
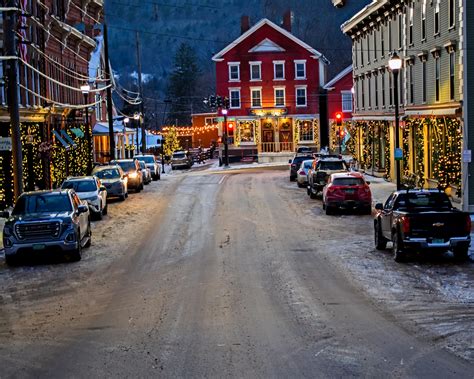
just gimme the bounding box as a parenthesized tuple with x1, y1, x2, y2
(297, 182, 304, 188)
(374, 220, 387, 250)
(453, 247, 469, 262)
(363, 206, 372, 215)
(325, 205, 334, 215)
(392, 232, 406, 262)
(310, 189, 317, 199)
(5, 254, 19, 267)
(307, 187, 311, 196)
(119, 193, 126, 201)
(102, 203, 108, 216)
(84, 222, 92, 248)
(69, 232, 82, 262)
(95, 208, 103, 221)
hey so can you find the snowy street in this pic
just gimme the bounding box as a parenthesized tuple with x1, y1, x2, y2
(0, 164, 473, 376)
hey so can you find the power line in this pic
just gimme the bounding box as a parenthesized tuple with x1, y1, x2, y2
(109, 0, 221, 10)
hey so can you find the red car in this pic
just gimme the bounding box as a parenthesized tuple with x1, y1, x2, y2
(322, 172, 372, 215)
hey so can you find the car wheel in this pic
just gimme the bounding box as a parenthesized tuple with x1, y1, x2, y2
(119, 193, 126, 201)
(374, 220, 387, 250)
(325, 205, 334, 215)
(84, 221, 92, 248)
(69, 232, 82, 262)
(392, 232, 406, 262)
(307, 187, 311, 196)
(95, 208, 103, 221)
(5, 254, 19, 267)
(453, 247, 469, 262)
(153, 174, 158, 181)
(310, 189, 317, 199)
(102, 203, 108, 216)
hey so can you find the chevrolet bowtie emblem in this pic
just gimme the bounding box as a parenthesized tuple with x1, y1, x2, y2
(433, 222, 444, 227)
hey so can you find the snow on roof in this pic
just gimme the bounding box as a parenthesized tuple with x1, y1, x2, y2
(212, 18, 329, 65)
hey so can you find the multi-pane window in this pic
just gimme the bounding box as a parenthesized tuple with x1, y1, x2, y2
(409, 5, 414, 45)
(361, 78, 365, 109)
(296, 86, 307, 107)
(250, 62, 261, 81)
(450, 52, 455, 100)
(298, 120, 313, 142)
(435, 57, 440, 102)
(422, 60, 427, 102)
(367, 33, 371, 62)
(229, 89, 241, 108)
(367, 76, 372, 109)
(388, 18, 392, 51)
(273, 61, 285, 80)
(421, 0, 427, 40)
(373, 30, 377, 60)
(434, 0, 440, 35)
(398, 13, 402, 49)
(381, 71, 386, 107)
(228, 63, 240, 81)
(341, 91, 353, 112)
(389, 74, 393, 106)
(409, 64, 414, 104)
(251, 88, 261, 107)
(274, 88, 285, 107)
(294, 61, 306, 79)
(449, 0, 455, 29)
(381, 25, 385, 57)
(374, 74, 379, 108)
(360, 40, 364, 66)
(355, 42, 358, 68)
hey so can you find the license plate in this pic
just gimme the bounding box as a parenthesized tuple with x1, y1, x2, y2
(432, 239, 444, 244)
(33, 244, 46, 250)
(345, 189, 355, 194)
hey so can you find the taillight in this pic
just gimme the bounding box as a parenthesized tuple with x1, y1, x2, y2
(401, 216, 410, 234)
(465, 215, 472, 234)
(299, 170, 306, 175)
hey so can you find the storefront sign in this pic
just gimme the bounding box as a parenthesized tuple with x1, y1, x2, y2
(0, 137, 12, 151)
(249, 108, 287, 117)
(394, 148, 403, 161)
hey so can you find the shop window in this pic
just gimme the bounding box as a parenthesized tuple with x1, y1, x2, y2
(297, 119, 313, 142)
(238, 120, 256, 143)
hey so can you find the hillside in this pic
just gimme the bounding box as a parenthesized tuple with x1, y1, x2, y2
(105, 0, 368, 96)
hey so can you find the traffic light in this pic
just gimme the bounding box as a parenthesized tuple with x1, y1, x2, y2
(216, 96, 223, 108)
(227, 122, 234, 137)
(335, 112, 343, 126)
(223, 97, 230, 109)
(339, 129, 345, 138)
(209, 95, 216, 108)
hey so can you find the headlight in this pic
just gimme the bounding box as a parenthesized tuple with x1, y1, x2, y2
(3, 225, 12, 237)
(129, 172, 138, 178)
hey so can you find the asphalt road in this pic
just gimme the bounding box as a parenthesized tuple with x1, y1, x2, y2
(0, 167, 472, 377)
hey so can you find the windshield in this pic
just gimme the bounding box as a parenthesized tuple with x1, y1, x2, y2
(13, 194, 72, 215)
(95, 168, 121, 179)
(396, 193, 452, 209)
(173, 153, 185, 159)
(62, 180, 97, 192)
(136, 156, 154, 163)
(318, 161, 345, 171)
(302, 160, 313, 169)
(333, 177, 364, 186)
(138, 161, 146, 169)
(293, 156, 312, 165)
(115, 161, 136, 172)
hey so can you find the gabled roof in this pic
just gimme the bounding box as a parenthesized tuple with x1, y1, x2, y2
(212, 18, 329, 64)
(324, 65, 353, 90)
(248, 38, 286, 53)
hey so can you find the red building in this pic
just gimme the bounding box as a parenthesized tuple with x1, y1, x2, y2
(323, 65, 354, 153)
(212, 17, 329, 162)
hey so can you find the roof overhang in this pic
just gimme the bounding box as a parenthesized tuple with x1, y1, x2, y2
(324, 65, 353, 90)
(341, 0, 390, 36)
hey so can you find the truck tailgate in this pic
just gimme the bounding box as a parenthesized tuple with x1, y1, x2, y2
(408, 211, 469, 239)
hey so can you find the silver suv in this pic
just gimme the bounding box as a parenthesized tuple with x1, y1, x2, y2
(134, 154, 161, 180)
(61, 176, 108, 220)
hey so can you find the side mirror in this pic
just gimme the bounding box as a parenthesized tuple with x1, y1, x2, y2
(365, 181, 370, 185)
(288, 159, 292, 164)
(77, 204, 88, 214)
(1, 210, 10, 218)
(375, 203, 383, 211)
(100, 185, 107, 192)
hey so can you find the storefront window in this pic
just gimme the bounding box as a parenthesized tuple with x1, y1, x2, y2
(238, 120, 256, 143)
(297, 119, 313, 142)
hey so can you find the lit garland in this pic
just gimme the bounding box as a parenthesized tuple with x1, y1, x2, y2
(383, 123, 391, 180)
(313, 119, 320, 149)
(362, 121, 374, 169)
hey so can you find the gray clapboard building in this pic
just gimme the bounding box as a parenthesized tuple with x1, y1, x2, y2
(341, 0, 473, 211)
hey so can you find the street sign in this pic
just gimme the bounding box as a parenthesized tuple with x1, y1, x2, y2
(394, 148, 403, 161)
(0, 137, 12, 151)
(463, 150, 472, 163)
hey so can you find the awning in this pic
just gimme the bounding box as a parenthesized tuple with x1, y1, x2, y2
(92, 122, 136, 136)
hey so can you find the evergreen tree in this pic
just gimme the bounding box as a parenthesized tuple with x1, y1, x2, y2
(166, 43, 201, 126)
(163, 127, 181, 157)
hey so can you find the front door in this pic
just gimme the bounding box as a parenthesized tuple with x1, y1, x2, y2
(261, 120, 275, 152)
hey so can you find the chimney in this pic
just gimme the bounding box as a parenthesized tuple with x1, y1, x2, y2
(241, 16, 250, 34)
(282, 10, 293, 33)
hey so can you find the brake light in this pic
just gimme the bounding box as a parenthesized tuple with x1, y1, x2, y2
(465, 215, 472, 234)
(299, 170, 306, 175)
(401, 216, 410, 234)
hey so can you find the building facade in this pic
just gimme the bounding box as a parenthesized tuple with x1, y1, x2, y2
(212, 18, 329, 162)
(343, 0, 465, 206)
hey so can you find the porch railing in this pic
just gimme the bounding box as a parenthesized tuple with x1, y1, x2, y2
(260, 142, 294, 153)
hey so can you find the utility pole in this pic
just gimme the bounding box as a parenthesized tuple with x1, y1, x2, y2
(136, 32, 146, 153)
(3, 0, 23, 200)
(103, 23, 115, 160)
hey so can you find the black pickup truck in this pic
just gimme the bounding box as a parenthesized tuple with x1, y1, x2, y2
(374, 190, 471, 262)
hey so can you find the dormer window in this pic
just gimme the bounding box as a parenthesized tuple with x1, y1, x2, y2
(294, 60, 306, 80)
(250, 62, 262, 81)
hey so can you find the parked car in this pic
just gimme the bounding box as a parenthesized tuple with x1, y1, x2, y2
(137, 160, 152, 185)
(61, 176, 108, 220)
(171, 150, 193, 169)
(322, 172, 372, 215)
(307, 157, 348, 198)
(296, 159, 314, 188)
(1, 189, 91, 265)
(92, 165, 128, 201)
(374, 190, 471, 262)
(110, 159, 144, 192)
(289, 155, 314, 181)
(134, 154, 161, 180)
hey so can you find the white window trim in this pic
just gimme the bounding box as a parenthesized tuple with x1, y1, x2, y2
(249, 61, 262, 81)
(273, 86, 286, 107)
(341, 90, 353, 112)
(229, 88, 241, 109)
(295, 85, 307, 107)
(294, 60, 307, 80)
(273, 60, 285, 80)
(228, 62, 240, 82)
(250, 87, 262, 108)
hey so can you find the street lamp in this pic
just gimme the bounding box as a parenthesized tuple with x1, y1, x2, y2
(123, 117, 130, 158)
(80, 83, 92, 174)
(389, 51, 403, 190)
(222, 108, 229, 167)
(134, 112, 141, 156)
